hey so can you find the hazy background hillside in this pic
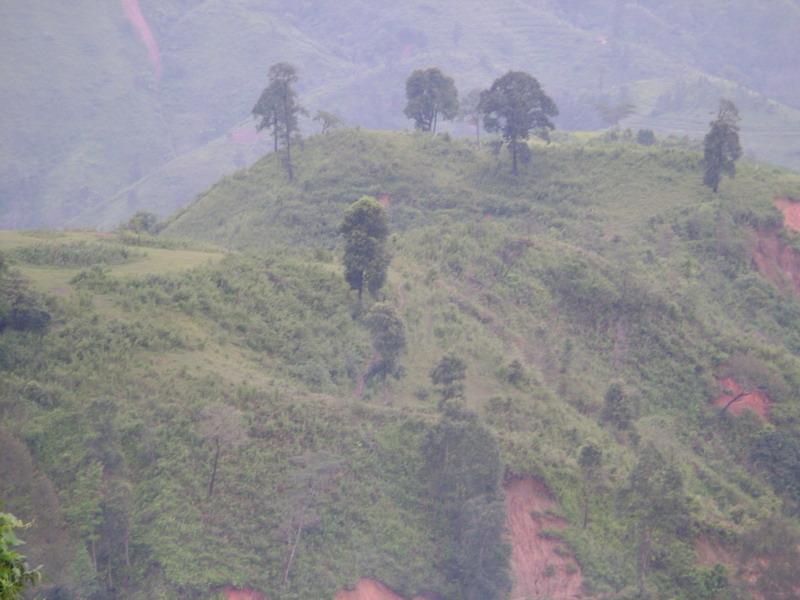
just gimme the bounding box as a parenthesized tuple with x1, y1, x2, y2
(2, 0, 799, 229)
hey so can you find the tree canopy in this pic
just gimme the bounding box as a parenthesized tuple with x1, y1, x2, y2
(480, 71, 558, 175)
(340, 196, 389, 300)
(703, 99, 742, 193)
(252, 62, 304, 180)
(404, 68, 459, 133)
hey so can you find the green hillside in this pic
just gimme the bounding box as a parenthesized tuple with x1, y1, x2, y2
(3, 131, 800, 599)
(2, 0, 800, 230)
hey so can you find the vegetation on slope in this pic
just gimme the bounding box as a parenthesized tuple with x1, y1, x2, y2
(3, 131, 800, 599)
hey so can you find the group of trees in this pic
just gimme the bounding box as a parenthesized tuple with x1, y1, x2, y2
(404, 67, 559, 175)
(253, 61, 742, 185)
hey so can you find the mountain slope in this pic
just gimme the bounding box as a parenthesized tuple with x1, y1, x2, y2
(2, 0, 799, 229)
(3, 131, 800, 599)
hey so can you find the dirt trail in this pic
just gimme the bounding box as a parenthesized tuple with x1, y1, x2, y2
(223, 587, 267, 600)
(505, 477, 584, 600)
(713, 377, 771, 421)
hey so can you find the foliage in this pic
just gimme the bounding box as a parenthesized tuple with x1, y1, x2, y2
(120, 211, 159, 235)
(430, 354, 467, 404)
(403, 67, 459, 133)
(703, 99, 742, 193)
(340, 196, 389, 299)
(422, 409, 509, 599)
(0, 513, 40, 599)
(253, 63, 305, 180)
(10, 241, 143, 268)
(364, 303, 406, 380)
(312, 110, 343, 134)
(637, 129, 656, 146)
(480, 71, 558, 174)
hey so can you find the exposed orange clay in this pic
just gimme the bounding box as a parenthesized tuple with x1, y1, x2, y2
(505, 477, 584, 600)
(775, 197, 800, 232)
(223, 587, 267, 600)
(713, 377, 771, 421)
(752, 229, 800, 295)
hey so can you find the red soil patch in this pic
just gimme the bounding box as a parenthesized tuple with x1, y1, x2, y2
(713, 377, 771, 421)
(775, 197, 800, 232)
(122, 0, 162, 79)
(505, 477, 583, 600)
(752, 229, 800, 295)
(223, 587, 267, 600)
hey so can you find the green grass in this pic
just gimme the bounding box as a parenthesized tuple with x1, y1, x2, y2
(3, 130, 800, 599)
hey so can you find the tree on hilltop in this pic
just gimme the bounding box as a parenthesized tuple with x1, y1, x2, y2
(340, 196, 389, 300)
(252, 62, 305, 181)
(479, 71, 558, 175)
(703, 99, 742, 193)
(313, 110, 342, 135)
(404, 67, 459, 133)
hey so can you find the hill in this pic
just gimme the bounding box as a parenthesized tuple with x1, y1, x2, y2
(2, 0, 800, 230)
(3, 131, 800, 599)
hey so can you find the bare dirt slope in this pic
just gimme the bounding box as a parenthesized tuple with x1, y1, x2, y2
(505, 477, 584, 600)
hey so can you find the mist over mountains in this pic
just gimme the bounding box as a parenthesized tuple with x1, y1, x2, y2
(1, 0, 799, 228)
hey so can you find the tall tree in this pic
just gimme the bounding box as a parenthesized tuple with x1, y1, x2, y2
(618, 444, 689, 598)
(252, 63, 305, 181)
(480, 71, 558, 175)
(422, 409, 509, 599)
(703, 99, 742, 193)
(404, 68, 459, 133)
(340, 196, 389, 300)
(364, 303, 406, 381)
(430, 354, 467, 407)
(578, 443, 603, 529)
(459, 88, 484, 146)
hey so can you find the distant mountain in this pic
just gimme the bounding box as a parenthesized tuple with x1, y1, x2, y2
(2, 0, 799, 228)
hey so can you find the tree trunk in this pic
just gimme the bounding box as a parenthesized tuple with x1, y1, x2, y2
(476, 121, 480, 147)
(719, 391, 751, 416)
(582, 487, 589, 529)
(283, 519, 305, 587)
(91, 538, 97, 573)
(637, 526, 651, 598)
(207, 437, 220, 499)
(433, 111, 438, 134)
(511, 137, 518, 175)
(273, 114, 279, 153)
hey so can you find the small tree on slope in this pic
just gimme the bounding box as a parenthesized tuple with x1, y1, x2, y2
(340, 196, 389, 300)
(703, 99, 742, 193)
